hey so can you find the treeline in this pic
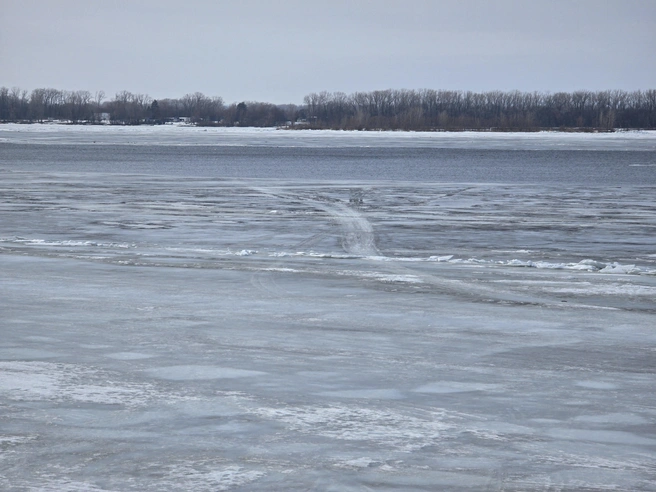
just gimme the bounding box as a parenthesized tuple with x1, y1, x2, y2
(303, 89, 656, 130)
(0, 87, 295, 126)
(1, 86, 655, 130)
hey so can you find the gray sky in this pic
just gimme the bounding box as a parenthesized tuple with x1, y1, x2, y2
(2, 0, 654, 104)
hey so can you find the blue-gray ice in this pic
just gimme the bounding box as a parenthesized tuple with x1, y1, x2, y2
(1, 126, 655, 491)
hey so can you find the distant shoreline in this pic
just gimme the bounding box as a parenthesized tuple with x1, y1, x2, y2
(3, 87, 655, 131)
(0, 120, 633, 134)
(3, 123, 655, 154)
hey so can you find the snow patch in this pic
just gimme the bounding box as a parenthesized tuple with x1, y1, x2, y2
(251, 404, 453, 451)
(0, 361, 160, 407)
(160, 464, 264, 491)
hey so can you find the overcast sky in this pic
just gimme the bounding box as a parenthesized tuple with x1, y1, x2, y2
(2, 0, 654, 104)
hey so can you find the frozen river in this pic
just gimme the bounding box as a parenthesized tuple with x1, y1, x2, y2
(1, 126, 656, 490)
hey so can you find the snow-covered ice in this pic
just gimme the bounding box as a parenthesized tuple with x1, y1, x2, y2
(1, 122, 655, 151)
(1, 127, 655, 490)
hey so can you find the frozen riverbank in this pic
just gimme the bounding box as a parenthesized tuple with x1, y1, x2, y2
(2, 122, 656, 150)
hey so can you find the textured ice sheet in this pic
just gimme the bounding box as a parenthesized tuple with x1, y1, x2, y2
(1, 169, 655, 490)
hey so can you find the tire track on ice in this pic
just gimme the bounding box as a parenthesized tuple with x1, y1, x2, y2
(250, 186, 575, 308)
(318, 200, 380, 257)
(246, 185, 381, 302)
(252, 185, 380, 257)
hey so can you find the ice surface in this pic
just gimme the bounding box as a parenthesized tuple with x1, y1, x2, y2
(1, 128, 655, 490)
(1, 123, 656, 151)
(145, 365, 266, 380)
